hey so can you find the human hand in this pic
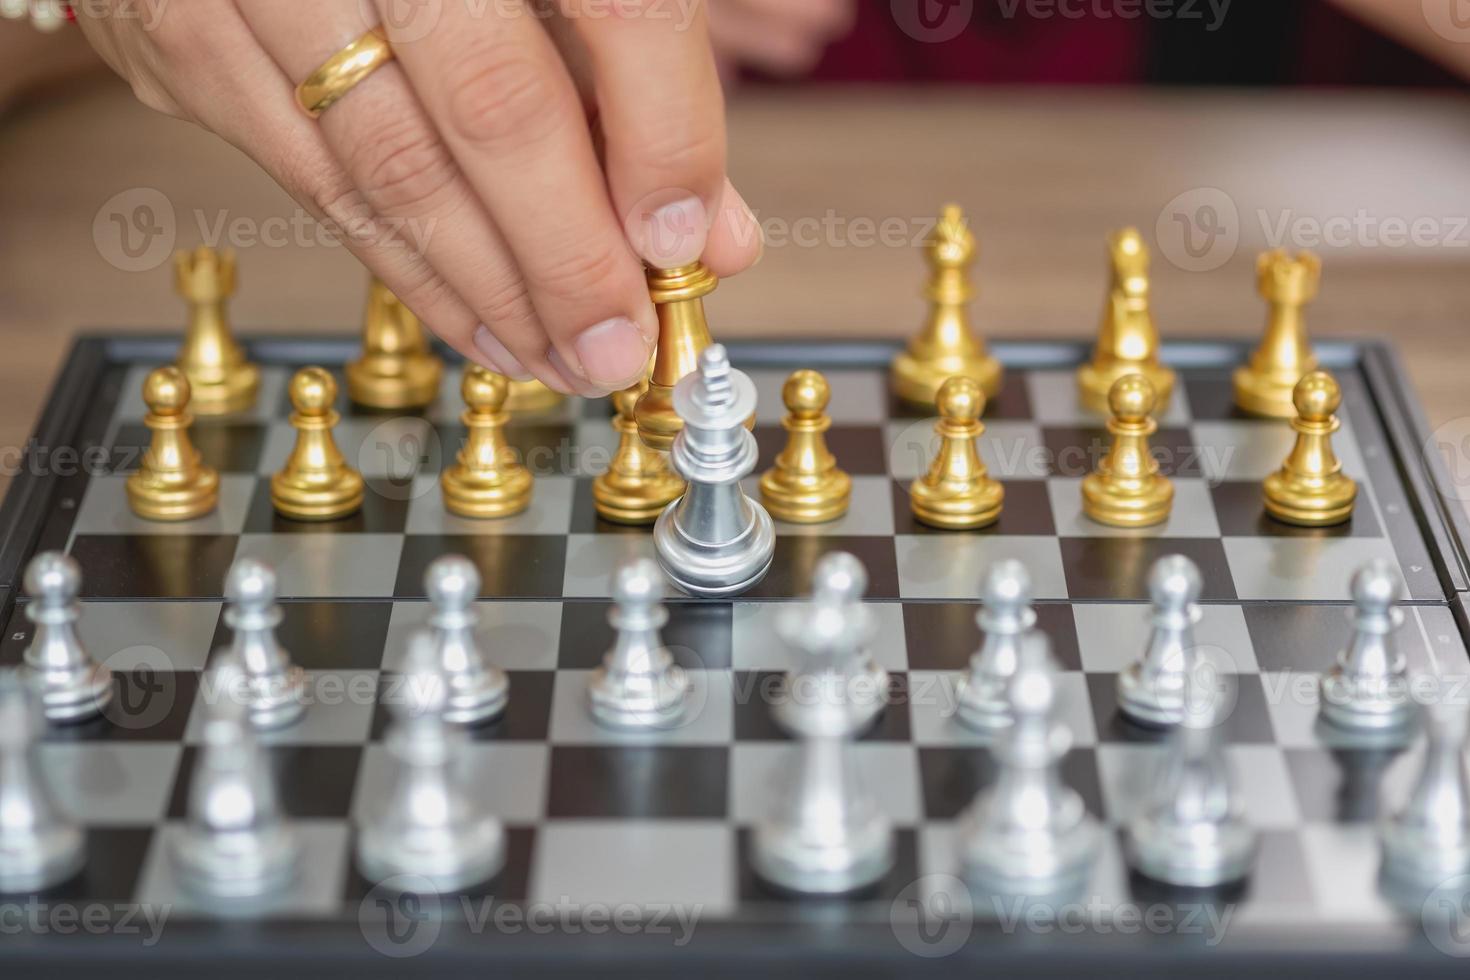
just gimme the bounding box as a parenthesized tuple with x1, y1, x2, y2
(78, 1, 763, 396)
(708, 0, 855, 76)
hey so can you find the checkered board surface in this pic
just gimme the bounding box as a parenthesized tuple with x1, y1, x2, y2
(2, 338, 1469, 968)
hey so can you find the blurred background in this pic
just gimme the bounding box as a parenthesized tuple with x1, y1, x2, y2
(1, 0, 1467, 460)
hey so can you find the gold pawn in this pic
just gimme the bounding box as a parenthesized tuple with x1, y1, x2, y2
(1077, 228, 1175, 415)
(125, 366, 220, 521)
(174, 247, 260, 415)
(1082, 374, 1174, 527)
(1233, 250, 1322, 418)
(891, 204, 1002, 407)
(1263, 371, 1357, 526)
(270, 368, 364, 521)
(593, 378, 684, 524)
(345, 278, 443, 410)
(505, 378, 566, 414)
(760, 370, 852, 523)
(910, 376, 1004, 530)
(441, 365, 533, 519)
(636, 262, 716, 452)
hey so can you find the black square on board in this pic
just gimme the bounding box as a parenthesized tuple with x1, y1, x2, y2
(1058, 538, 1236, 601)
(395, 535, 567, 599)
(568, 477, 666, 535)
(918, 746, 1102, 821)
(558, 601, 733, 669)
(67, 535, 239, 599)
(0, 828, 154, 903)
(1041, 426, 1204, 479)
(242, 478, 410, 534)
(168, 745, 362, 819)
(891, 480, 1056, 536)
(111, 422, 267, 475)
(1243, 604, 1353, 674)
(1085, 672, 1275, 745)
(546, 745, 729, 818)
(753, 426, 890, 477)
(208, 601, 394, 671)
(1210, 481, 1380, 538)
(902, 602, 1081, 671)
(732, 671, 911, 742)
(746, 536, 899, 600)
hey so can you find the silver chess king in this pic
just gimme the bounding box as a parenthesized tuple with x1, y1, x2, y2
(653, 344, 775, 598)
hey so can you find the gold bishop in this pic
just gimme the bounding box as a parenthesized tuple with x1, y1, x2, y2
(1082, 374, 1173, 527)
(891, 204, 1003, 408)
(910, 376, 1004, 530)
(1263, 371, 1357, 526)
(593, 377, 684, 524)
(441, 365, 533, 519)
(271, 368, 364, 521)
(345, 278, 442, 410)
(126, 366, 219, 521)
(1234, 250, 1322, 417)
(636, 262, 716, 452)
(760, 369, 851, 523)
(174, 247, 260, 415)
(1077, 228, 1175, 415)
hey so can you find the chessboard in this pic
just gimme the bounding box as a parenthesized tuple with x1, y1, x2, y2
(2, 334, 1470, 978)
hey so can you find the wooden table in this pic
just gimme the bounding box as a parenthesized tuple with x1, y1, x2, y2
(2, 79, 1467, 453)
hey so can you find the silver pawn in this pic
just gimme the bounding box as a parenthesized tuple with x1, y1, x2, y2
(587, 558, 690, 730)
(1117, 555, 1202, 728)
(958, 634, 1098, 893)
(22, 552, 111, 723)
(224, 559, 306, 730)
(772, 552, 888, 737)
(1320, 561, 1413, 733)
(172, 653, 299, 898)
(954, 560, 1036, 733)
(752, 733, 894, 894)
(425, 556, 508, 726)
(357, 631, 504, 893)
(653, 344, 775, 598)
(1380, 702, 1470, 885)
(1125, 673, 1257, 887)
(0, 672, 85, 892)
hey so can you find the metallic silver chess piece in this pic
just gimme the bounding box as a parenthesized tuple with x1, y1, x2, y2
(959, 633, 1098, 893)
(172, 653, 299, 898)
(1117, 554, 1202, 728)
(357, 630, 505, 893)
(425, 556, 508, 726)
(0, 672, 85, 892)
(772, 552, 889, 738)
(752, 733, 894, 894)
(955, 559, 1036, 733)
(224, 559, 306, 730)
(1380, 702, 1470, 885)
(653, 345, 775, 598)
(587, 557, 690, 730)
(21, 552, 111, 723)
(1125, 672, 1257, 887)
(1320, 561, 1413, 733)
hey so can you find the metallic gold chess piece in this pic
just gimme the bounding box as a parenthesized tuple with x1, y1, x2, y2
(125, 366, 220, 521)
(505, 378, 565, 414)
(593, 377, 684, 524)
(1082, 374, 1174, 528)
(441, 365, 533, 519)
(174, 247, 260, 416)
(345, 278, 442, 410)
(270, 368, 364, 521)
(1233, 249, 1323, 418)
(1263, 371, 1357, 526)
(891, 204, 1002, 407)
(760, 369, 851, 523)
(1077, 228, 1175, 415)
(636, 262, 716, 452)
(910, 376, 1004, 530)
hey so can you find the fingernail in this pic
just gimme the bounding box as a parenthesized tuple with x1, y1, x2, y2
(472, 326, 533, 381)
(633, 196, 708, 270)
(573, 316, 653, 390)
(548, 347, 613, 399)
